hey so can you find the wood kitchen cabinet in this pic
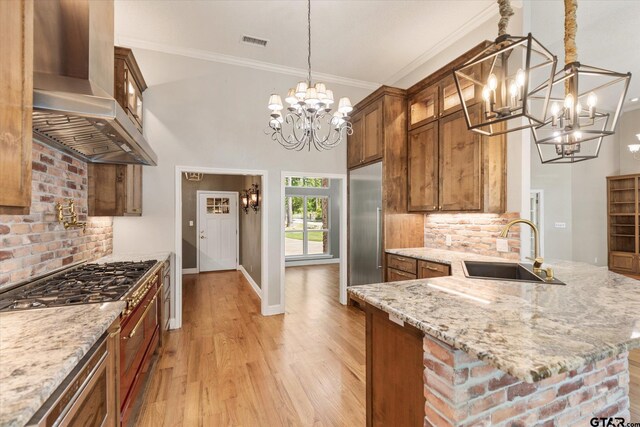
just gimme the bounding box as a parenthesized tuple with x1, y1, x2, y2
(366, 302, 424, 427)
(607, 174, 640, 275)
(386, 253, 450, 282)
(115, 47, 147, 133)
(0, 0, 33, 215)
(347, 99, 384, 168)
(88, 164, 143, 216)
(406, 42, 506, 214)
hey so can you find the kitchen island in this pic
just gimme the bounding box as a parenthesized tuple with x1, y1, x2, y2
(0, 302, 124, 427)
(348, 248, 639, 426)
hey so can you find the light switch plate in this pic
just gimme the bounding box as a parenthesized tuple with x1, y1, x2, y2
(445, 235, 452, 246)
(189, 220, 194, 226)
(554, 222, 567, 229)
(496, 238, 509, 253)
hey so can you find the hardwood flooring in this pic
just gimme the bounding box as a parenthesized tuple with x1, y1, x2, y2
(135, 265, 366, 427)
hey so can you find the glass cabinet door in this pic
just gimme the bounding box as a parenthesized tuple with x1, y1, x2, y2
(409, 84, 439, 129)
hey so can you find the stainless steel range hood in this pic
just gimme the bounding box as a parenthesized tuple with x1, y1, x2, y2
(32, 0, 157, 166)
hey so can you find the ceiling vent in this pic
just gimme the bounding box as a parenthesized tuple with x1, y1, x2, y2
(241, 35, 268, 47)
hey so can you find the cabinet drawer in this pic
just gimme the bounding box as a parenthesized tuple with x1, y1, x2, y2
(418, 260, 450, 279)
(387, 254, 417, 274)
(387, 267, 417, 282)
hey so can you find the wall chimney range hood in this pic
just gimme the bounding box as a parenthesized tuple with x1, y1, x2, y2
(32, 0, 157, 166)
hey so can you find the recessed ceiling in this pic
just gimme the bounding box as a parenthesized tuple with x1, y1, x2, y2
(114, 0, 639, 105)
(114, 0, 495, 85)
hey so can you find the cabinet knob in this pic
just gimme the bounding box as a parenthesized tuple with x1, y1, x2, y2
(438, 205, 442, 210)
(432, 206, 437, 210)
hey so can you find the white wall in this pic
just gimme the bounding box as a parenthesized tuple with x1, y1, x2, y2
(619, 109, 640, 174)
(112, 49, 371, 314)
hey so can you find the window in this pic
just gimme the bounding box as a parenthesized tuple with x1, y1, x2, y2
(206, 197, 230, 214)
(284, 177, 329, 188)
(285, 195, 329, 257)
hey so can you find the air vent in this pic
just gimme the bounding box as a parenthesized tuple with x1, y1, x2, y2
(241, 35, 268, 47)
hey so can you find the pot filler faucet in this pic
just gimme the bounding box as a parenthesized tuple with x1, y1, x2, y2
(499, 219, 546, 276)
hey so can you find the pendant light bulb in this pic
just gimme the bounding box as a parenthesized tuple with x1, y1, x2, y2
(564, 93, 574, 109)
(587, 92, 597, 108)
(488, 74, 498, 91)
(516, 69, 525, 87)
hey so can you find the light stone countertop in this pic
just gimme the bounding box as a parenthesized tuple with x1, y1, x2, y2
(348, 247, 640, 383)
(0, 302, 125, 427)
(93, 251, 172, 264)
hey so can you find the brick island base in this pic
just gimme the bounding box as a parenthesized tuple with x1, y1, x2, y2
(423, 335, 630, 426)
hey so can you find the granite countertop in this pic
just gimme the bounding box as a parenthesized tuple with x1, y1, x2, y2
(349, 248, 640, 383)
(93, 251, 172, 264)
(0, 302, 125, 427)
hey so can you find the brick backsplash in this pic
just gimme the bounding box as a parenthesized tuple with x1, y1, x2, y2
(0, 141, 113, 290)
(423, 334, 630, 426)
(424, 212, 521, 260)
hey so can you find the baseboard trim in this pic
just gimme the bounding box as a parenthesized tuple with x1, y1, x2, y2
(182, 268, 198, 274)
(239, 265, 262, 299)
(262, 304, 284, 316)
(285, 257, 340, 267)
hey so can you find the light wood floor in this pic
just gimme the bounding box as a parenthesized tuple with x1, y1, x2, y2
(135, 265, 366, 427)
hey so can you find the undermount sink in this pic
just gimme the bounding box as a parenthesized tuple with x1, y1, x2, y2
(462, 261, 565, 285)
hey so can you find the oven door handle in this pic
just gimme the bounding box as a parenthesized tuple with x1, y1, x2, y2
(123, 286, 161, 340)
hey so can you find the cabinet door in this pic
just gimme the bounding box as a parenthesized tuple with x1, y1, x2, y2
(408, 84, 439, 129)
(0, 0, 33, 214)
(88, 164, 121, 216)
(439, 106, 482, 211)
(347, 114, 364, 169)
(441, 64, 482, 116)
(125, 165, 142, 216)
(362, 100, 383, 163)
(408, 122, 439, 212)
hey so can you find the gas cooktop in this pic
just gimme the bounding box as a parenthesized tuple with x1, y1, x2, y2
(0, 261, 156, 312)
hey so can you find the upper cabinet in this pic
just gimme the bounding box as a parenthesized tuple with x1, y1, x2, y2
(88, 47, 146, 217)
(0, 0, 33, 215)
(347, 98, 384, 168)
(407, 42, 506, 214)
(115, 47, 147, 133)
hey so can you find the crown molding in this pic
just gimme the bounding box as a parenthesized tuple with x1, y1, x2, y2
(383, 2, 502, 86)
(116, 36, 381, 90)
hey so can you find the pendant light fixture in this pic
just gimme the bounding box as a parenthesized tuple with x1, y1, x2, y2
(453, 0, 557, 136)
(266, 0, 353, 151)
(184, 172, 204, 182)
(532, 0, 631, 163)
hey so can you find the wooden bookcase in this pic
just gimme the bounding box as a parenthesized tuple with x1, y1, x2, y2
(607, 174, 640, 275)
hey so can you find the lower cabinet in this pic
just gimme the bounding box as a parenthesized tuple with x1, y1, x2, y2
(366, 302, 424, 427)
(386, 253, 450, 281)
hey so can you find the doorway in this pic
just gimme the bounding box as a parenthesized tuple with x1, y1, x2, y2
(281, 172, 348, 308)
(197, 191, 238, 272)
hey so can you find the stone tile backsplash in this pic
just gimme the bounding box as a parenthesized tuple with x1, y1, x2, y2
(0, 141, 113, 290)
(424, 212, 521, 260)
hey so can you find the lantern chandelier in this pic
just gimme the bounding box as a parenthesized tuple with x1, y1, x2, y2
(532, 0, 631, 163)
(266, 0, 353, 151)
(453, 0, 557, 136)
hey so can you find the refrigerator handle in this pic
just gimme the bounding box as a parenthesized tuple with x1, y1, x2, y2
(376, 207, 382, 269)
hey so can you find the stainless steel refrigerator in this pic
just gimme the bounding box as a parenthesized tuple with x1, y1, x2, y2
(349, 162, 383, 286)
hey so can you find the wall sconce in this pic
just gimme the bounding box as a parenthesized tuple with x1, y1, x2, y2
(241, 184, 260, 214)
(241, 190, 250, 214)
(249, 184, 260, 212)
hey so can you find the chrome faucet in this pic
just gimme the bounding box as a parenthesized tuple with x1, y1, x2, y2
(499, 219, 544, 274)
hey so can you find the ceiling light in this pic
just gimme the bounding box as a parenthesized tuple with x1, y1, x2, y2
(630, 97, 639, 102)
(453, 0, 557, 136)
(184, 172, 204, 182)
(266, 0, 352, 151)
(532, 0, 631, 164)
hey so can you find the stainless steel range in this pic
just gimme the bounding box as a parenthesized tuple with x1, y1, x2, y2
(0, 261, 156, 312)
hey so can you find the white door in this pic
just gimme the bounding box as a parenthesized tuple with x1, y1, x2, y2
(198, 192, 238, 272)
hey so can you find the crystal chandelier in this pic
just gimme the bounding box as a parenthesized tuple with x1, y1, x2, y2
(266, 0, 353, 151)
(453, 0, 557, 136)
(532, 0, 631, 163)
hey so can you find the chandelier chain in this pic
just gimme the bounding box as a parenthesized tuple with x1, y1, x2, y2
(497, 0, 514, 36)
(564, 0, 578, 65)
(307, 0, 312, 83)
